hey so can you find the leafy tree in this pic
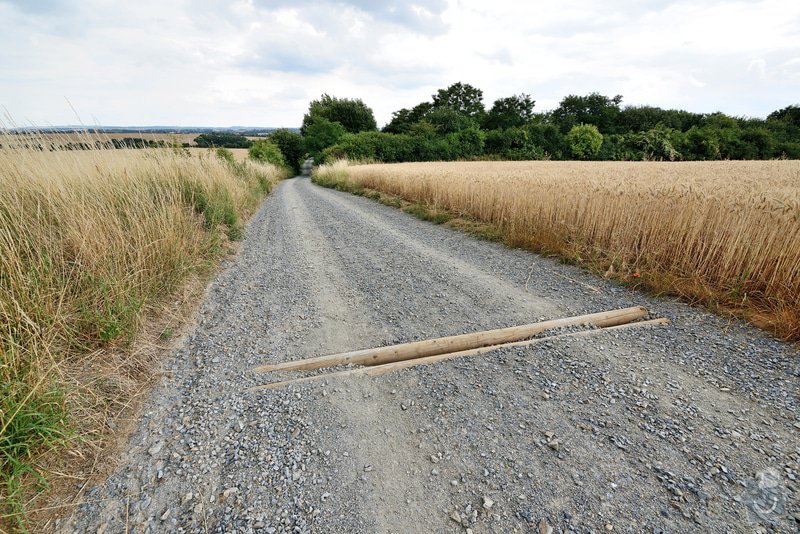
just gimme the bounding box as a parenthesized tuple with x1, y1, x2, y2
(618, 106, 704, 133)
(597, 134, 637, 161)
(383, 102, 433, 133)
(690, 113, 749, 159)
(483, 94, 535, 130)
(704, 112, 739, 131)
(767, 105, 800, 127)
(552, 93, 623, 134)
(527, 123, 566, 159)
(775, 140, 800, 159)
(406, 120, 438, 139)
(682, 126, 720, 160)
(194, 133, 252, 148)
(268, 129, 306, 174)
(633, 126, 682, 161)
(431, 82, 485, 118)
(739, 127, 776, 159)
(248, 139, 286, 167)
(303, 117, 347, 159)
(301, 94, 377, 134)
(487, 127, 519, 150)
(425, 107, 477, 134)
(484, 127, 545, 160)
(566, 124, 603, 159)
(766, 105, 800, 157)
(326, 128, 486, 163)
(485, 128, 527, 153)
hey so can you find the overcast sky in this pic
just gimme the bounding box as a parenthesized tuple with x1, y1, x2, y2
(1, 0, 798, 128)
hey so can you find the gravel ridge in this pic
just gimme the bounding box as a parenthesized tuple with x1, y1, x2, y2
(55, 177, 799, 534)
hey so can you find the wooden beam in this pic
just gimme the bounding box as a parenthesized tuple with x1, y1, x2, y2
(248, 318, 669, 391)
(254, 306, 648, 373)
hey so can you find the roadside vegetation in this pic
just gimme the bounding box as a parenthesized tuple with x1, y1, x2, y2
(314, 160, 800, 340)
(0, 132, 288, 529)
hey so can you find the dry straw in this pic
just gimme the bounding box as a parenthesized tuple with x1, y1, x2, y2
(318, 160, 800, 339)
(0, 128, 285, 527)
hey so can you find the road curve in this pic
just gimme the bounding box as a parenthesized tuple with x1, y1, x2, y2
(55, 177, 798, 533)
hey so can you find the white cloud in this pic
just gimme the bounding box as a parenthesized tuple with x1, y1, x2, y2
(748, 59, 767, 80)
(0, 0, 798, 126)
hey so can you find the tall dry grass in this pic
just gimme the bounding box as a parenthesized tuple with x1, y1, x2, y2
(315, 160, 800, 339)
(0, 132, 286, 528)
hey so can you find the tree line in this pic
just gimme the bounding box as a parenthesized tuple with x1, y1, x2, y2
(10, 85, 798, 171)
(252, 84, 798, 169)
(184, 84, 800, 171)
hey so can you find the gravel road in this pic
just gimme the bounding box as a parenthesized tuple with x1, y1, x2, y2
(56, 177, 799, 533)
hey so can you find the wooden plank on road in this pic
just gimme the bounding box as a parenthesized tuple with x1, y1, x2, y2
(249, 318, 670, 391)
(254, 306, 649, 373)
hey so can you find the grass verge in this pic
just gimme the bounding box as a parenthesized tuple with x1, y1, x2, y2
(0, 132, 288, 531)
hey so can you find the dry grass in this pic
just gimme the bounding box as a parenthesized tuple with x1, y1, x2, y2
(0, 132, 286, 530)
(31, 131, 200, 146)
(187, 147, 250, 161)
(315, 160, 800, 339)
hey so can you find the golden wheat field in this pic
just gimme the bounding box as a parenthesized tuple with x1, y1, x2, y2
(317, 160, 800, 339)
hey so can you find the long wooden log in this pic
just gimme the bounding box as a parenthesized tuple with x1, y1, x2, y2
(248, 318, 669, 391)
(254, 306, 648, 373)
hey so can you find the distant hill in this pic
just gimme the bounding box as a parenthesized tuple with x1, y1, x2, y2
(11, 126, 300, 136)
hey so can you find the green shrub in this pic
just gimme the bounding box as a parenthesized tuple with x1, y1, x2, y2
(633, 126, 682, 161)
(268, 129, 305, 174)
(526, 123, 566, 159)
(443, 127, 485, 159)
(566, 124, 603, 159)
(425, 107, 477, 134)
(598, 134, 638, 161)
(323, 132, 421, 163)
(304, 117, 347, 160)
(215, 147, 235, 164)
(248, 140, 287, 168)
(484, 127, 546, 160)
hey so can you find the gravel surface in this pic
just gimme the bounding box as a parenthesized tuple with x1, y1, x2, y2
(55, 177, 799, 533)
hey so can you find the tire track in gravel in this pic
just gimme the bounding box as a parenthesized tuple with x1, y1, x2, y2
(277, 180, 450, 533)
(291, 180, 562, 343)
(313, 185, 563, 320)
